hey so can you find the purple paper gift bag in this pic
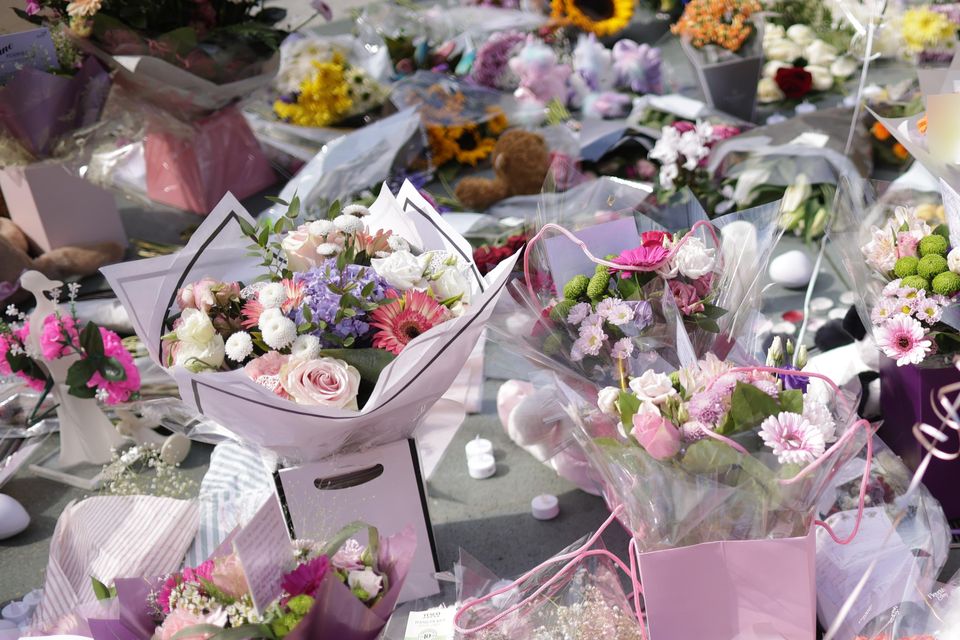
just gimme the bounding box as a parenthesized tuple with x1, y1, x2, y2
(878, 357, 960, 518)
(0, 57, 110, 158)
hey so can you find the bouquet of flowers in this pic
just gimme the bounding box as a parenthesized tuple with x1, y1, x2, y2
(759, 23, 858, 105)
(557, 346, 870, 638)
(269, 34, 389, 129)
(898, 4, 959, 64)
(102, 182, 518, 463)
(672, 0, 764, 121)
(646, 119, 742, 206)
(87, 507, 415, 640)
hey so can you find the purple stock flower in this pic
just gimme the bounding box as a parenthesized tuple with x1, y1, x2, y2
(291, 259, 390, 347)
(469, 31, 526, 89)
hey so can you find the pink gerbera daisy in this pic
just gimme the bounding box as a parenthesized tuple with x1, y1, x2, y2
(759, 412, 826, 465)
(370, 290, 449, 355)
(282, 555, 330, 598)
(613, 244, 670, 277)
(876, 315, 932, 366)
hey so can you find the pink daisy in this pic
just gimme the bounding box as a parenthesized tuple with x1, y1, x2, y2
(613, 244, 670, 277)
(370, 290, 449, 355)
(876, 315, 932, 366)
(759, 412, 826, 465)
(882, 279, 903, 298)
(870, 298, 899, 325)
(915, 297, 944, 325)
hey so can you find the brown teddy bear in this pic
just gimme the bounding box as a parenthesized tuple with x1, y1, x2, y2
(0, 217, 124, 304)
(455, 129, 552, 211)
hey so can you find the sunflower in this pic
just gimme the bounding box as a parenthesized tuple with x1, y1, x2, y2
(427, 125, 460, 167)
(550, 0, 633, 37)
(452, 126, 497, 166)
(485, 106, 509, 136)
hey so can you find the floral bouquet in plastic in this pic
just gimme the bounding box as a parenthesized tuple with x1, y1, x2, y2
(86, 500, 415, 640)
(557, 346, 871, 639)
(101, 182, 517, 463)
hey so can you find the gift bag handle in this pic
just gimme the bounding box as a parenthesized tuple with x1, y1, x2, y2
(521, 220, 722, 304)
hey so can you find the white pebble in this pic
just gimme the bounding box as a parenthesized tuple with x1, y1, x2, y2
(810, 297, 834, 312)
(771, 321, 797, 335)
(769, 250, 815, 288)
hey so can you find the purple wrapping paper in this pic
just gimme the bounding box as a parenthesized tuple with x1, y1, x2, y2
(286, 525, 417, 640)
(88, 578, 159, 640)
(879, 357, 960, 518)
(0, 56, 110, 157)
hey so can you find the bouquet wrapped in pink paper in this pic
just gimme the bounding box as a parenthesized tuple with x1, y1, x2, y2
(101, 181, 518, 463)
(85, 509, 415, 640)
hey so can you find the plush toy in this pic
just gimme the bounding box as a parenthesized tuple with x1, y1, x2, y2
(508, 37, 571, 109)
(497, 380, 603, 495)
(455, 130, 551, 211)
(0, 217, 124, 304)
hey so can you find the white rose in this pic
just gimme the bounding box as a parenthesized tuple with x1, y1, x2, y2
(175, 308, 216, 345)
(806, 65, 834, 91)
(598, 386, 621, 415)
(804, 40, 837, 66)
(786, 24, 816, 47)
(758, 77, 785, 103)
(347, 567, 383, 600)
(765, 39, 802, 63)
(431, 267, 471, 305)
(371, 251, 426, 291)
(628, 370, 677, 405)
(948, 247, 960, 274)
(763, 25, 786, 43)
(830, 56, 857, 79)
(762, 60, 790, 79)
(674, 236, 716, 279)
(281, 225, 321, 273)
(174, 334, 225, 371)
(280, 357, 361, 409)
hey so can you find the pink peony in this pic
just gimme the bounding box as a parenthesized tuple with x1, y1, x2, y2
(40, 313, 79, 360)
(87, 327, 140, 404)
(631, 412, 681, 460)
(669, 280, 705, 315)
(210, 554, 249, 599)
(282, 555, 330, 598)
(154, 609, 215, 640)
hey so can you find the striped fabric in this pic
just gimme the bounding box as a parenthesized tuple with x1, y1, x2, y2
(32, 496, 197, 630)
(184, 442, 274, 567)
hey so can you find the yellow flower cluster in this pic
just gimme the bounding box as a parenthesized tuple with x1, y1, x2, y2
(549, 0, 634, 37)
(901, 7, 957, 54)
(273, 58, 353, 128)
(671, 0, 762, 52)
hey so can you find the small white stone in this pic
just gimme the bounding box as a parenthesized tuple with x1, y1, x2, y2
(766, 113, 787, 125)
(807, 318, 826, 333)
(531, 494, 560, 520)
(828, 308, 848, 320)
(810, 297, 834, 312)
(839, 291, 858, 305)
(0, 495, 29, 540)
(795, 101, 817, 114)
(769, 250, 815, 288)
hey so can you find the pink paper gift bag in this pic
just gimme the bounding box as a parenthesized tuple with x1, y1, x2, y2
(637, 531, 817, 640)
(144, 106, 275, 215)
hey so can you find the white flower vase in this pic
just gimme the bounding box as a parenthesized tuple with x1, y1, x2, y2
(19, 270, 125, 470)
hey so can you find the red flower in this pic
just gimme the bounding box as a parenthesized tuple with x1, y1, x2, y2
(774, 67, 813, 100)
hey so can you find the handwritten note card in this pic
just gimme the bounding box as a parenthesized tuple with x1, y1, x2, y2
(233, 496, 295, 614)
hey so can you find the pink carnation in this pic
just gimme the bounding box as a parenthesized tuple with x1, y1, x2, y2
(40, 314, 79, 360)
(154, 609, 215, 640)
(86, 327, 140, 404)
(244, 352, 291, 398)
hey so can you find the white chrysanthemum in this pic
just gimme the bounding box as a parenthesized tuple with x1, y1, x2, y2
(317, 243, 341, 256)
(333, 214, 364, 234)
(260, 314, 297, 350)
(759, 412, 826, 465)
(342, 204, 371, 217)
(387, 235, 410, 252)
(308, 219, 335, 236)
(225, 332, 254, 363)
(802, 396, 836, 443)
(258, 283, 287, 310)
(291, 334, 321, 360)
(566, 302, 592, 325)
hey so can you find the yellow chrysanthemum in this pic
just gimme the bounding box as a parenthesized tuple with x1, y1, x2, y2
(452, 127, 497, 166)
(902, 7, 957, 54)
(550, 0, 633, 37)
(273, 59, 353, 128)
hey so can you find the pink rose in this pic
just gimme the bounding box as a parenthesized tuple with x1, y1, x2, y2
(631, 412, 680, 460)
(244, 352, 291, 398)
(280, 357, 361, 409)
(896, 232, 919, 258)
(210, 554, 249, 599)
(177, 278, 239, 313)
(692, 273, 713, 299)
(669, 280, 705, 315)
(154, 609, 214, 640)
(282, 225, 321, 272)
